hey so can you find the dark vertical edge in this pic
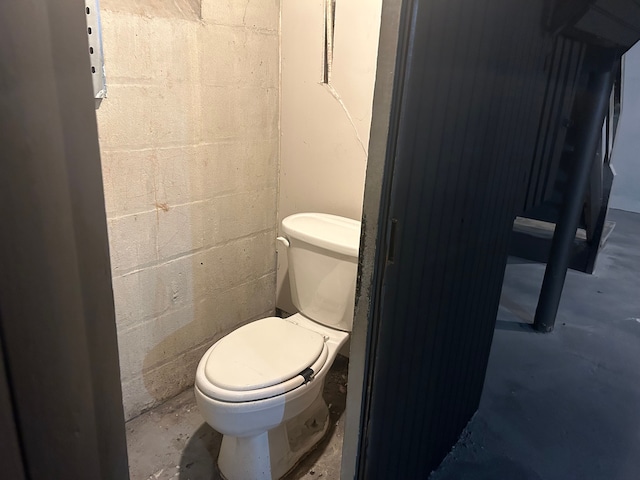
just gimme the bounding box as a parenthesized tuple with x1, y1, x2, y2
(364, 0, 442, 468)
(541, 41, 586, 203)
(47, 4, 130, 478)
(530, 38, 571, 208)
(525, 37, 564, 210)
(583, 164, 615, 273)
(452, 0, 546, 436)
(446, 0, 519, 435)
(462, 0, 531, 410)
(392, 0, 482, 470)
(342, 0, 411, 477)
(0, 323, 27, 480)
(0, 2, 129, 479)
(532, 39, 573, 206)
(426, 0, 518, 458)
(406, 0, 488, 466)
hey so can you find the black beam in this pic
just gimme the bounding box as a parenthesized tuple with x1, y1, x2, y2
(533, 51, 615, 332)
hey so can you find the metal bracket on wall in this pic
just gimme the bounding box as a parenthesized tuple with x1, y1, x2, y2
(84, 0, 106, 108)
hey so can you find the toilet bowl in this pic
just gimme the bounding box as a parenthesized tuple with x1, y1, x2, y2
(194, 213, 360, 480)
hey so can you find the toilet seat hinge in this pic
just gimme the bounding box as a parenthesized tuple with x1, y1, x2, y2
(299, 367, 315, 384)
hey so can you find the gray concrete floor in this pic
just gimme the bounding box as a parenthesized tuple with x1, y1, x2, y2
(125, 355, 348, 480)
(431, 208, 640, 480)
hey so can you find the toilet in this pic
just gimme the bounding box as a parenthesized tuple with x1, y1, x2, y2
(194, 212, 360, 480)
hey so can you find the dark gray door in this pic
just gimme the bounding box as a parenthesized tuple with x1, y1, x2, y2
(355, 0, 588, 476)
(0, 2, 128, 478)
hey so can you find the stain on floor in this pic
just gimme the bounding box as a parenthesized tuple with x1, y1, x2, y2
(126, 355, 349, 480)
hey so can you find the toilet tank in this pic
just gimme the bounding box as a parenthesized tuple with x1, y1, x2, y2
(281, 213, 361, 332)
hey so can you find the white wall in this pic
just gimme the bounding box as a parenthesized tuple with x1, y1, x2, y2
(97, 0, 280, 420)
(611, 44, 640, 213)
(278, 0, 382, 312)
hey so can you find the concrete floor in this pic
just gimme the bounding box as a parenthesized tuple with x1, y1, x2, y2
(431, 208, 640, 480)
(125, 355, 348, 480)
(127, 208, 639, 480)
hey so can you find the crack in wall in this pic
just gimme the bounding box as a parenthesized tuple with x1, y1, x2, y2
(324, 83, 368, 158)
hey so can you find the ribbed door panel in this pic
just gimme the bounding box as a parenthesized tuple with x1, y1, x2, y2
(361, 0, 586, 476)
(525, 37, 585, 210)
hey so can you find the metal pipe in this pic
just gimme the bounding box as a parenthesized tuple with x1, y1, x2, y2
(533, 54, 615, 333)
(276, 236, 290, 248)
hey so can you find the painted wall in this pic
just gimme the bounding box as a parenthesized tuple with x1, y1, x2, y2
(610, 44, 640, 213)
(277, 0, 382, 312)
(96, 0, 280, 420)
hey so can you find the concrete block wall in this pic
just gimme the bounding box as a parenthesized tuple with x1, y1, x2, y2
(96, 0, 280, 420)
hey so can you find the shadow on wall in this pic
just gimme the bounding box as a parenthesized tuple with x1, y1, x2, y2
(141, 296, 272, 409)
(140, 226, 203, 407)
(276, 259, 293, 314)
(137, 149, 278, 410)
(135, 155, 278, 411)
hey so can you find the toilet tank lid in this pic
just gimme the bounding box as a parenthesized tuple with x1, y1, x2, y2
(281, 213, 361, 257)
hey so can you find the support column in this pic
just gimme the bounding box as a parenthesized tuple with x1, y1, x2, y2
(533, 52, 616, 332)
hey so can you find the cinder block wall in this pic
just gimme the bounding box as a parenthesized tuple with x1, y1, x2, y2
(96, 0, 280, 420)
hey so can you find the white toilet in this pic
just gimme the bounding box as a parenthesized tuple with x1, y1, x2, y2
(194, 212, 360, 480)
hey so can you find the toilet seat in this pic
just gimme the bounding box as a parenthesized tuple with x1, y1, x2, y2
(196, 317, 329, 403)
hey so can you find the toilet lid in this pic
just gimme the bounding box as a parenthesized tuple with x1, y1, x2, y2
(204, 317, 325, 392)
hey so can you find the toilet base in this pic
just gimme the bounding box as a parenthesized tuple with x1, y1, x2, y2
(218, 392, 330, 480)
